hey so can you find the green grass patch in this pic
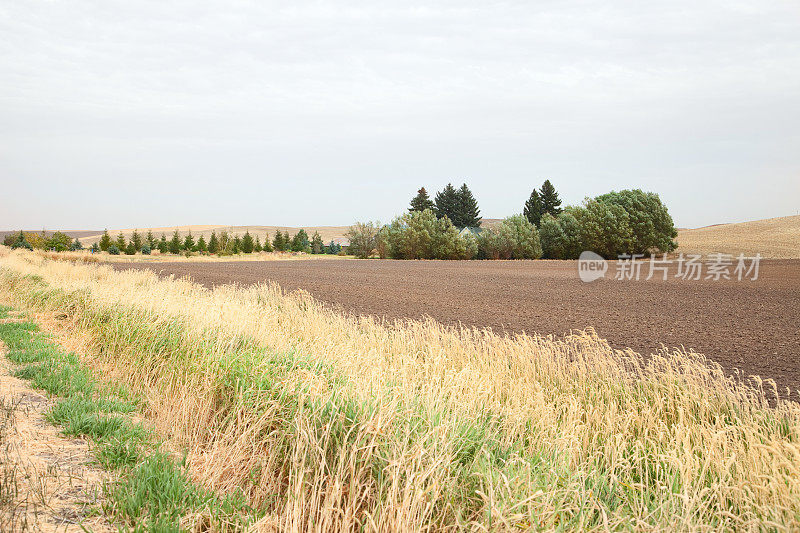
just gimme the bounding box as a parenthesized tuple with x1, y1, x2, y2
(0, 311, 257, 531)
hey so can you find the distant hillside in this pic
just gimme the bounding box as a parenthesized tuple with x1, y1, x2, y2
(677, 215, 800, 258)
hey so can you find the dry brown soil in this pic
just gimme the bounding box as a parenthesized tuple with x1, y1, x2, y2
(111, 259, 800, 395)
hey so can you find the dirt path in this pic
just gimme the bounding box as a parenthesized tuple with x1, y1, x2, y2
(0, 314, 113, 532)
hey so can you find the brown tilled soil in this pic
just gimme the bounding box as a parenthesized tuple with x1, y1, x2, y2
(111, 259, 800, 395)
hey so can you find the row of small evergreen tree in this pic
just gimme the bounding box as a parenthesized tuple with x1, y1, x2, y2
(95, 229, 341, 255)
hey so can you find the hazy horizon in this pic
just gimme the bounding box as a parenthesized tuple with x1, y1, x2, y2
(2, 1, 799, 230)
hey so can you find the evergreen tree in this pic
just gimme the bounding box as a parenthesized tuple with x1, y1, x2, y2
(90, 243, 99, 253)
(115, 233, 127, 251)
(523, 189, 543, 227)
(434, 183, 459, 223)
(219, 231, 230, 253)
(232, 236, 241, 254)
(125, 240, 137, 255)
(409, 187, 435, 213)
(169, 230, 181, 254)
(539, 180, 563, 218)
(291, 230, 309, 252)
(208, 231, 219, 254)
(283, 231, 290, 250)
(70, 237, 83, 251)
(311, 232, 324, 254)
(254, 236, 262, 252)
(272, 231, 284, 252)
(158, 234, 168, 254)
(456, 183, 481, 228)
(241, 231, 254, 253)
(196, 235, 208, 252)
(99, 229, 111, 251)
(183, 232, 195, 251)
(131, 229, 143, 251)
(146, 230, 156, 248)
(262, 233, 273, 252)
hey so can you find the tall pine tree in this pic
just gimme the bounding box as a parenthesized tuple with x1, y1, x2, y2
(99, 229, 111, 251)
(262, 233, 273, 252)
(183, 232, 195, 251)
(169, 230, 181, 254)
(158, 233, 168, 253)
(115, 233, 127, 250)
(434, 183, 459, 223)
(241, 231, 254, 253)
(456, 184, 481, 228)
(208, 231, 219, 254)
(409, 187, 435, 213)
(524, 189, 543, 227)
(539, 180, 563, 217)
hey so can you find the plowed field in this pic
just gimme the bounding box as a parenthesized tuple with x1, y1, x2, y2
(112, 259, 800, 395)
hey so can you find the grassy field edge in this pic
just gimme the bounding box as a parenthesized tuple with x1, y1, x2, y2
(0, 305, 258, 531)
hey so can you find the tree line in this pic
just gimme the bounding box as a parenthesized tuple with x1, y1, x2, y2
(94, 228, 342, 256)
(346, 181, 677, 260)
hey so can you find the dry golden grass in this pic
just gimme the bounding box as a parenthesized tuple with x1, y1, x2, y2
(677, 214, 800, 258)
(1, 248, 799, 531)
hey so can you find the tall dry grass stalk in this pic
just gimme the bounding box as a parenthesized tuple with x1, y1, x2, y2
(1, 248, 798, 531)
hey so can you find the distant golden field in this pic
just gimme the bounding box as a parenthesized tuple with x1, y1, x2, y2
(677, 214, 800, 258)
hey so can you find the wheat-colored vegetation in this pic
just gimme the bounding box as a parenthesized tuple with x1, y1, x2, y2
(1, 247, 799, 531)
(677, 214, 800, 259)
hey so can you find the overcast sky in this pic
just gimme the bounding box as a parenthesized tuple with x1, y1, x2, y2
(2, 1, 798, 230)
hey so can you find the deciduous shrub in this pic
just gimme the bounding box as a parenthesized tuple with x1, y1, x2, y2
(380, 209, 475, 260)
(478, 215, 542, 259)
(346, 222, 380, 258)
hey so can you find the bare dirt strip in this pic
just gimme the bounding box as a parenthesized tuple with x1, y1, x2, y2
(111, 259, 800, 396)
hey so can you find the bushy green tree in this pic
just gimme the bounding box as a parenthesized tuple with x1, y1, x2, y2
(90, 243, 99, 253)
(539, 211, 584, 259)
(10, 231, 33, 250)
(261, 233, 273, 252)
(479, 215, 542, 259)
(346, 222, 379, 258)
(572, 200, 634, 259)
(381, 209, 475, 260)
(46, 232, 72, 251)
(131, 230, 143, 251)
(146, 230, 156, 249)
(327, 241, 341, 254)
(254, 236, 262, 252)
(208, 231, 219, 254)
(158, 234, 168, 254)
(99, 230, 112, 251)
(107, 245, 120, 255)
(311, 232, 324, 254)
(183, 232, 195, 252)
(141, 244, 151, 255)
(409, 187, 435, 213)
(241, 231, 254, 253)
(196, 235, 208, 253)
(125, 241, 137, 255)
(70, 237, 83, 251)
(115, 233, 127, 251)
(232, 236, 241, 254)
(291, 230, 310, 252)
(272, 231, 285, 252)
(169, 230, 181, 254)
(594, 189, 677, 254)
